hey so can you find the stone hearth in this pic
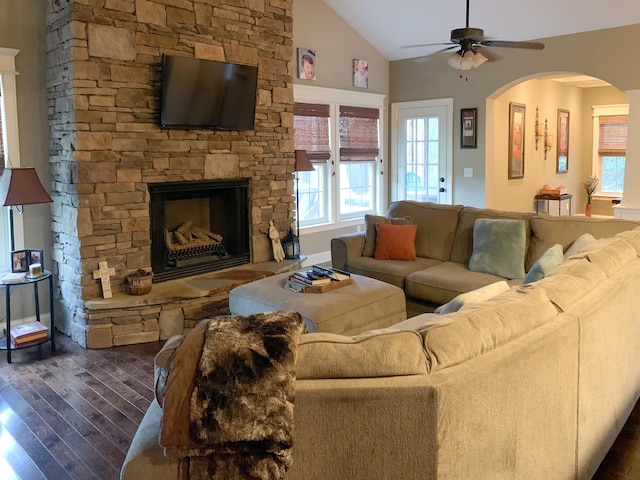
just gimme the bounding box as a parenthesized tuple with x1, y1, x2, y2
(84, 258, 303, 349)
(45, 1, 296, 346)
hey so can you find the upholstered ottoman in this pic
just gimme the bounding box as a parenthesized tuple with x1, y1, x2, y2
(229, 271, 406, 335)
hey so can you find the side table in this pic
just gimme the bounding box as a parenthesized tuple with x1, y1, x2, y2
(0, 270, 55, 363)
(534, 193, 572, 216)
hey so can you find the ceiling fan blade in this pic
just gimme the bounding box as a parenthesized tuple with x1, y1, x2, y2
(480, 40, 544, 50)
(400, 42, 455, 49)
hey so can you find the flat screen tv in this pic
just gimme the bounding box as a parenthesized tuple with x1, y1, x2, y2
(160, 55, 258, 131)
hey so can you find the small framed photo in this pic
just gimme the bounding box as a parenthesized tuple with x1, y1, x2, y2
(28, 249, 43, 267)
(353, 59, 368, 88)
(460, 108, 477, 148)
(297, 48, 316, 81)
(11, 250, 28, 273)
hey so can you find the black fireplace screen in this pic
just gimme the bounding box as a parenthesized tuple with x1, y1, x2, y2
(149, 179, 250, 282)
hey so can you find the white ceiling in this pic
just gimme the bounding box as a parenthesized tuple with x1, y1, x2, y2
(323, 0, 640, 62)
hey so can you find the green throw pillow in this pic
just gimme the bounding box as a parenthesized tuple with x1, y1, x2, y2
(469, 218, 526, 279)
(362, 214, 412, 257)
(523, 243, 564, 284)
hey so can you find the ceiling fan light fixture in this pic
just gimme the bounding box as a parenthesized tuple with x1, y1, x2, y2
(447, 49, 487, 70)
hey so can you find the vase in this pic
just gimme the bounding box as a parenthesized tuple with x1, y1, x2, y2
(585, 203, 592, 217)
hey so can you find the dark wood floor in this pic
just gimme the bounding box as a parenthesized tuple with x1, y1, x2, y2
(0, 332, 639, 479)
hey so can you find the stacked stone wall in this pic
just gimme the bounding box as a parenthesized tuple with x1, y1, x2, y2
(45, 0, 295, 345)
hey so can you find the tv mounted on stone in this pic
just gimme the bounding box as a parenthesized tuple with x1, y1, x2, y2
(160, 54, 258, 131)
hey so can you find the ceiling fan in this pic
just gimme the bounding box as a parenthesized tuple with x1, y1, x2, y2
(402, 0, 544, 70)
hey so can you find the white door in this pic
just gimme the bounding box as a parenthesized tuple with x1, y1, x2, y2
(391, 99, 453, 204)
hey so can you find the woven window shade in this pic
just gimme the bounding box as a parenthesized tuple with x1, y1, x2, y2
(598, 115, 628, 156)
(339, 106, 379, 161)
(294, 103, 331, 162)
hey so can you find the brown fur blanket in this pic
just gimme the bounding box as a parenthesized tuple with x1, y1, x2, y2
(160, 311, 305, 480)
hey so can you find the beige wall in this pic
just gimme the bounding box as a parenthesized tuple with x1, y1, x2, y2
(0, 0, 51, 320)
(390, 24, 640, 209)
(293, 0, 389, 94)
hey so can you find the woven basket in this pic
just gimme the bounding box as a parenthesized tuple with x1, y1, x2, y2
(126, 273, 153, 295)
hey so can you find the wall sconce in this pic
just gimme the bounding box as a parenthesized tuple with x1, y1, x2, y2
(534, 107, 544, 150)
(543, 119, 554, 160)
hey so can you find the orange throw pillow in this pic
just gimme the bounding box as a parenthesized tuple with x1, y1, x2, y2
(373, 223, 417, 261)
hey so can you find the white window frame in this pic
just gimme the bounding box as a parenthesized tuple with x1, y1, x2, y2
(293, 84, 387, 231)
(591, 104, 628, 198)
(0, 48, 21, 271)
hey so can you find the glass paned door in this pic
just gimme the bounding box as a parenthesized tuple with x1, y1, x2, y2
(392, 99, 452, 205)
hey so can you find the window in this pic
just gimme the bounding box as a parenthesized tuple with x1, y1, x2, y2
(592, 105, 628, 195)
(293, 85, 385, 227)
(0, 48, 20, 272)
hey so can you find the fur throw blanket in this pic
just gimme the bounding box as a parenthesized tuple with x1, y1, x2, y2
(160, 311, 305, 480)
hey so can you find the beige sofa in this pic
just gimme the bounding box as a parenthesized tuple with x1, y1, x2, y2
(121, 214, 640, 480)
(331, 200, 639, 314)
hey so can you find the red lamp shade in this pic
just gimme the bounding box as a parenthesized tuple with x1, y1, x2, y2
(0, 168, 53, 207)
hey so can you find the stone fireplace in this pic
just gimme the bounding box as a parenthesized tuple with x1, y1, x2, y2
(45, 0, 295, 347)
(149, 179, 250, 282)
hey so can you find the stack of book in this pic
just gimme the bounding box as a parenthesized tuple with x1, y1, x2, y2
(287, 265, 352, 292)
(9, 321, 48, 346)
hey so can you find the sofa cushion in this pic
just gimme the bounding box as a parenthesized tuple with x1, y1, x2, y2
(528, 215, 639, 271)
(405, 262, 519, 306)
(523, 243, 564, 284)
(391, 312, 454, 332)
(435, 280, 511, 314)
(537, 258, 607, 312)
(424, 287, 558, 372)
(469, 218, 526, 279)
(386, 201, 463, 261)
(346, 255, 440, 288)
(615, 227, 640, 256)
(362, 214, 412, 257)
(374, 223, 417, 260)
(564, 233, 596, 259)
(295, 328, 427, 379)
(567, 237, 638, 278)
(449, 206, 532, 265)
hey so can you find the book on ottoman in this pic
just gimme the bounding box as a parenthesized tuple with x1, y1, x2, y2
(10, 321, 48, 346)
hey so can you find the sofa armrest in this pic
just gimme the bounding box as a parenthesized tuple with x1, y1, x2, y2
(331, 232, 366, 270)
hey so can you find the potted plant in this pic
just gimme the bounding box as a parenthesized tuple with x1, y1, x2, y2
(125, 268, 153, 295)
(582, 175, 599, 217)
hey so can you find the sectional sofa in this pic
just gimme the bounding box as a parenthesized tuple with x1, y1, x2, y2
(121, 203, 640, 480)
(331, 200, 640, 314)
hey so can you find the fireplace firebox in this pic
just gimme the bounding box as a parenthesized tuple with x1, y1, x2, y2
(149, 179, 250, 282)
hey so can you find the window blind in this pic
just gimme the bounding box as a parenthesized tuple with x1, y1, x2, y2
(598, 115, 628, 156)
(294, 103, 331, 162)
(339, 106, 379, 161)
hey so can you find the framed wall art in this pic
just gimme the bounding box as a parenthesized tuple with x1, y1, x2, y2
(508, 103, 526, 179)
(557, 109, 569, 173)
(353, 59, 368, 88)
(460, 108, 477, 148)
(297, 48, 316, 81)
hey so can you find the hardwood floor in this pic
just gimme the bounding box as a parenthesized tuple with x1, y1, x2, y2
(0, 332, 639, 479)
(0, 333, 160, 480)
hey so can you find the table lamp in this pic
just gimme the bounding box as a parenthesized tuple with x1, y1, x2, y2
(0, 167, 53, 251)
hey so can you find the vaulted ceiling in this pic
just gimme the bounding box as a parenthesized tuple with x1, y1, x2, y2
(323, 0, 640, 62)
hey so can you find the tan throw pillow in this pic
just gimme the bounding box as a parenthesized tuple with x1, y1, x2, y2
(374, 223, 418, 261)
(362, 214, 412, 257)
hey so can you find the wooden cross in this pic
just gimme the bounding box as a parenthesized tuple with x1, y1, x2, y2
(93, 261, 116, 299)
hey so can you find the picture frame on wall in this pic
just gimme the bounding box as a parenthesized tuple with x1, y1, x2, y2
(353, 59, 368, 88)
(508, 103, 526, 179)
(297, 48, 316, 81)
(557, 109, 569, 174)
(460, 108, 477, 148)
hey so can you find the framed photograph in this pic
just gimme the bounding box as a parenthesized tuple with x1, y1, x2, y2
(557, 109, 569, 173)
(508, 103, 526, 179)
(353, 59, 368, 88)
(297, 48, 316, 81)
(11, 250, 28, 273)
(28, 249, 43, 267)
(460, 108, 477, 148)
